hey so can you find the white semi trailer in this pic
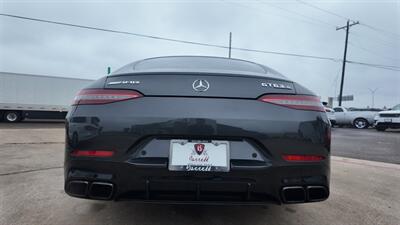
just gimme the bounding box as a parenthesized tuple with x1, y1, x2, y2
(0, 72, 94, 122)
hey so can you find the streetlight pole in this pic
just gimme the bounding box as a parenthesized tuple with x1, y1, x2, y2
(368, 88, 378, 108)
(228, 32, 232, 58)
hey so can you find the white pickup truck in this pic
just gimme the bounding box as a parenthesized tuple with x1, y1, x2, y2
(333, 106, 379, 129)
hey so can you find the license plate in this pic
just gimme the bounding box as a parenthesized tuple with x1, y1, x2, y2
(384, 118, 392, 122)
(169, 140, 230, 172)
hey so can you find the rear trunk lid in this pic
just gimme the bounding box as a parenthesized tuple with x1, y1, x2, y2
(104, 73, 295, 99)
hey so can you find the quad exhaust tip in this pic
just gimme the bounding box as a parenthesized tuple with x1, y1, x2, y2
(306, 186, 329, 202)
(282, 186, 328, 203)
(282, 186, 306, 203)
(89, 182, 114, 200)
(66, 181, 114, 200)
(66, 180, 89, 197)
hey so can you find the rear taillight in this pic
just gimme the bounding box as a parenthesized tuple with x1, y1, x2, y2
(73, 89, 142, 105)
(258, 95, 324, 112)
(70, 150, 114, 157)
(282, 154, 325, 162)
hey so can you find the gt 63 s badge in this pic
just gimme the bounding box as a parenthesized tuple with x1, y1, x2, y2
(261, 82, 292, 90)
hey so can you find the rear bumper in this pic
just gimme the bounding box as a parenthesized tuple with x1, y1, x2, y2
(65, 159, 329, 204)
(64, 97, 330, 204)
(375, 122, 400, 129)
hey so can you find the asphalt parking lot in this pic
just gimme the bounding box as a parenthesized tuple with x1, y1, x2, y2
(1, 123, 399, 225)
(332, 127, 400, 164)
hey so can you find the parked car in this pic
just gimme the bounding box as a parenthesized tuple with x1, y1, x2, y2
(333, 106, 379, 129)
(64, 56, 331, 205)
(375, 104, 400, 131)
(325, 107, 336, 126)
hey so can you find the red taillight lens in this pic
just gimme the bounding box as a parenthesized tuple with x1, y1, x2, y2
(73, 89, 142, 105)
(282, 154, 325, 162)
(258, 95, 324, 112)
(70, 150, 114, 157)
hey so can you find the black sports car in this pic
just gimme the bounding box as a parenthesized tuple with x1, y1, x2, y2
(64, 56, 330, 204)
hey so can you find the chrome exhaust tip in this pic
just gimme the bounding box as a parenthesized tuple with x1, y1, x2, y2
(89, 182, 114, 200)
(281, 186, 306, 203)
(306, 186, 329, 202)
(66, 180, 89, 197)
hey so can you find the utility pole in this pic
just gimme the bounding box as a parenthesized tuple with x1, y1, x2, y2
(368, 88, 378, 108)
(336, 20, 359, 106)
(228, 32, 232, 58)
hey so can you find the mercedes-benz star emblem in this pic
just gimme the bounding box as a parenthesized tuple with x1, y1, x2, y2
(192, 80, 210, 92)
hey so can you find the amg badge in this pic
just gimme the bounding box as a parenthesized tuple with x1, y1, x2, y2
(107, 80, 140, 85)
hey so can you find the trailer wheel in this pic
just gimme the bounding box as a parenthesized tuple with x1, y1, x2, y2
(3, 111, 21, 122)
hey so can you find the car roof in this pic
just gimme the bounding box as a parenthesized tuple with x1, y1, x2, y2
(111, 56, 287, 79)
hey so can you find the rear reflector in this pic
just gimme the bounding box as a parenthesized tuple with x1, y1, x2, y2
(70, 150, 114, 157)
(283, 155, 325, 162)
(73, 89, 142, 105)
(258, 95, 324, 112)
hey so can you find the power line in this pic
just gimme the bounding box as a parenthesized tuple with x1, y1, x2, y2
(296, 0, 400, 41)
(0, 13, 230, 50)
(258, 0, 394, 58)
(350, 31, 399, 49)
(348, 41, 399, 62)
(227, 0, 397, 67)
(231, 46, 339, 61)
(360, 23, 400, 40)
(0, 13, 340, 62)
(296, 0, 349, 21)
(223, 0, 334, 32)
(347, 60, 400, 71)
(259, 1, 337, 28)
(0, 13, 399, 72)
(296, 0, 400, 69)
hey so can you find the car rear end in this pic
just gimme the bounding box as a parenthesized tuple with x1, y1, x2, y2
(375, 105, 400, 131)
(325, 107, 336, 126)
(64, 58, 330, 205)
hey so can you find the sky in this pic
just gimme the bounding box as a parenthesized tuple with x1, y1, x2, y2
(0, 0, 399, 108)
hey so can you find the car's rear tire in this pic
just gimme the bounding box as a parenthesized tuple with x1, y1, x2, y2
(3, 111, 21, 123)
(376, 126, 387, 131)
(353, 118, 369, 129)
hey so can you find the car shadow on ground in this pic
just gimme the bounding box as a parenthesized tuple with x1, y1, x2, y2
(385, 129, 400, 133)
(76, 201, 294, 225)
(332, 127, 400, 133)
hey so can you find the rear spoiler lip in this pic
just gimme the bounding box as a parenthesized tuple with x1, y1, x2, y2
(107, 71, 291, 83)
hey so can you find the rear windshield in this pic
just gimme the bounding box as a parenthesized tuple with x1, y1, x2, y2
(134, 57, 267, 74)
